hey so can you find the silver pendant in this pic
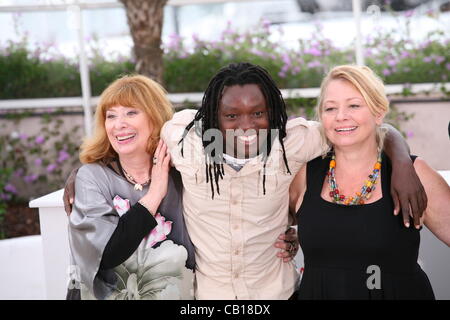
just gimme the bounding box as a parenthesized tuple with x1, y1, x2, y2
(134, 183, 143, 191)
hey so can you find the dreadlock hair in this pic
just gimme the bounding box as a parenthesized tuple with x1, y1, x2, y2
(179, 62, 291, 199)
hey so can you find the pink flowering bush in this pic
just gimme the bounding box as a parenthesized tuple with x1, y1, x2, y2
(0, 109, 81, 210)
(164, 16, 449, 94)
(1, 10, 449, 98)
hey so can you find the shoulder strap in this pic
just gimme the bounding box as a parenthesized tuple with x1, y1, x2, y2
(306, 155, 329, 195)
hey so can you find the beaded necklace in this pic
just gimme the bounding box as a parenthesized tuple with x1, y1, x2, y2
(328, 152, 382, 205)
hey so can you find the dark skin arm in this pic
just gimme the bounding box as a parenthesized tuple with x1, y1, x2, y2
(63, 168, 78, 215)
(275, 227, 299, 262)
(384, 124, 427, 229)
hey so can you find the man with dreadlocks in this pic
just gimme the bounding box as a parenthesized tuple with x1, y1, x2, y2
(161, 62, 318, 299)
(161, 62, 426, 300)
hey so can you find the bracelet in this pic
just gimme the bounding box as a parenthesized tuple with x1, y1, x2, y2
(138, 200, 156, 216)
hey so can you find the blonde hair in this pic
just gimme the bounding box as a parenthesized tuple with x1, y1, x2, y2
(79, 75, 174, 164)
(315, 65, 389, 151)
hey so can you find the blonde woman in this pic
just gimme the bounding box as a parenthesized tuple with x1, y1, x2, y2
(67, 75, 195, 300)
(290, 65, 450, 299)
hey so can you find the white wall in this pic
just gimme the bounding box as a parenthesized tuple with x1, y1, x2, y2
(0, 235, 46, 299)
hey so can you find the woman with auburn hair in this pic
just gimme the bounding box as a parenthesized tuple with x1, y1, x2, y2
(290, 65, 450, 300)
(79, 74, 173, 163)
(67, 75, 196, 300)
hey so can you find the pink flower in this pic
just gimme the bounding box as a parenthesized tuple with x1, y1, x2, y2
(166, 33, 182, 51)
(401, 51, 410, 59)
(113, 195, 131, 217)
(57, 150, 70, 163)
(4, 183, 17, 194)
(35, 135, 45, 144)
(250, 48, 264, 57)
(281, 53, 291, 66)
(434, 56, 445, 64)
(281, 64, 290, 73)
(307, 60, 321, 68)
(0, 193, 11, 201)
(404, 10, 414, 18)
(147, 213, 172, 247)
(262, 18, 271, 30)
(46, 163, 57, 173)
(387, 59, 397, 67)
(14, 169, 24, 177)
(305, 47, 321, 57)
(24, 174, 38, 183)
(34, 158, 42, 166)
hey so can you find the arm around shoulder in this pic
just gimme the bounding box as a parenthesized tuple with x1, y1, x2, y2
(160, 109, 197, 145)
(160, 109, 198, 160)
(414, 158, 450, 247)
(285, 118, 329, 163)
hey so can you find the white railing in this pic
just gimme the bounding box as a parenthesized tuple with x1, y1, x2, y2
(29, 171, 450, 299)
(1, 82, 448, 111)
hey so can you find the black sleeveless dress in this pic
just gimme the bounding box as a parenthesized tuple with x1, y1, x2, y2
(296, 153, 435, 300)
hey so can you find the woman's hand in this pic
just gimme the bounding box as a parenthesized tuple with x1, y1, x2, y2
(141, 140, 171, 213)
(275, 227, 299, 262)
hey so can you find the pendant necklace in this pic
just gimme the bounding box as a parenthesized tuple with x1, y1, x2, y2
(121, 166, 150, 191)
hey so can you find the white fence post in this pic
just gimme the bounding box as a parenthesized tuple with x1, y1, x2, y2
(67, 3, 93, 137)
(29, 189, 69, 300)
(352, 0, 364, 66)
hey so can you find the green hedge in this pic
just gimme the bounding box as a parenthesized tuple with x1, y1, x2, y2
(0, 20, 449, 99)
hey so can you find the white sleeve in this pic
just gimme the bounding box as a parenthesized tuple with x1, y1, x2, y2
(283, 117, 329, 163)
(160, 109, 203, 173)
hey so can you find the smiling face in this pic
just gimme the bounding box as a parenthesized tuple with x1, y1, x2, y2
(320, 79, 383, 150)
(218, 84, 270, 159)
(105, 105, 153, 157)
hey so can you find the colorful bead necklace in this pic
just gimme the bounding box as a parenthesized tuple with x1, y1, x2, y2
(328, 152, 382, 205)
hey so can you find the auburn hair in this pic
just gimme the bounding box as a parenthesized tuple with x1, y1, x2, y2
(80, 74, 174, 164)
